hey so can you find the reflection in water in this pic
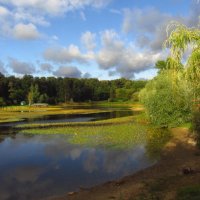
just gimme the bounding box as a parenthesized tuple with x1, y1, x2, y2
(0, 134, 154, 200)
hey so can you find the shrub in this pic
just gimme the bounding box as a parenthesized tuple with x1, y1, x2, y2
(139, 72, 192, 127)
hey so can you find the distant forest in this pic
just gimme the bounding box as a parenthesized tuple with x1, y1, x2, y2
(0, 73, 147, 105)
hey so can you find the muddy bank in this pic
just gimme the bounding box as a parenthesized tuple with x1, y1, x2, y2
(49, 128, 200, 200)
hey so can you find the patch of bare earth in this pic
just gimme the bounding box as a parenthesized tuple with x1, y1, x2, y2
(48, 128, 200, 200)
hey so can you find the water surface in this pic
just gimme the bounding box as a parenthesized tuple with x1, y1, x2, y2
(0, 134, 154, 200)
(0, 107, 155, 200)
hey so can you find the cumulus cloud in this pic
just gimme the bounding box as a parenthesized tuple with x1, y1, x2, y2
(96, 30, 162, 78)
(122, 3, 199, 52)
(44, 29, 163, 79)
(40, 63, 54, 72)
(122, 8, 175, 52)
(0, 0, 112, 39)
(13, 23, 40, 40)
(53, 66, 82, 78)
(8, 58, 36, 75)
(81, 31, 96, 51)
(0, 0, 112, 16)
(43, 45, 89, 64)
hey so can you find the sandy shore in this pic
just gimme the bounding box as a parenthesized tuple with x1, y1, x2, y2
(49, 127, 200, 200)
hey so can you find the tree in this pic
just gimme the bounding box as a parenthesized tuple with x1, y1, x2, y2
(165, 22, 200, 99)
(140, 22, 200, 127)
(28, 84, 40, 105)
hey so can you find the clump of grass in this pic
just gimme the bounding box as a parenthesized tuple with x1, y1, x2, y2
(21, 122, 147, 149)
(16, 116, 135, 129)
(177, 185, 200, 200)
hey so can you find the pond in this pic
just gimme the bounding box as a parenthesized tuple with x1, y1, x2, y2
(0, 107, 157, 200)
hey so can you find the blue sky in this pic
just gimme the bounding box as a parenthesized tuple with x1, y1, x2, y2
(0, 0, 199, 80)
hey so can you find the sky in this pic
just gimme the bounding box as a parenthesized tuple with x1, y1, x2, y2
(0, 0, 199, 80)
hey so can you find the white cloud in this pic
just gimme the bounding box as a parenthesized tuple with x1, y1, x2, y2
(0, 0, 112, 40)
(40, 63, 54, 72)
(53, 66, 82, 78)
(8, 58, 36, 74)
(96, 30, 162, 78)
(81, 31, 96, 51)
(13, 9, 50, 26)
(122, 7, 171, 34)
(0, 0, 112, 15)
(0, 5, 10, 16)
(43, 29, 163, 79)
(43, 44, 89, 64)
(13, 23, 40, 40)
(122, 4, 199, 52)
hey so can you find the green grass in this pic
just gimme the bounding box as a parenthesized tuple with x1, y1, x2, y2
(21, 122, 147, 149)
(20, 116, 171, 153)
(17, 116, 135, 129)
(178, 122, 192, 129)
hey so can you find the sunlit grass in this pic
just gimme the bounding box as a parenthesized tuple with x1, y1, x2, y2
(17, 116, 135, 129)
(0, 105, 109, 123)
(21, 122, 147, 149)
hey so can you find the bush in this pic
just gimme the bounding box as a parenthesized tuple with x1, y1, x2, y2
(139, 72, 192, 127)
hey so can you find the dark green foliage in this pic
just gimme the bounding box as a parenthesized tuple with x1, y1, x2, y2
(155, 60, 167, 73)
(140, 72, 192, 127)
(0, 75, 147, 105)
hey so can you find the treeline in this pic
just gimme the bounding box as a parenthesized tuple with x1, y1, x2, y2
(0, 73, 147, 105)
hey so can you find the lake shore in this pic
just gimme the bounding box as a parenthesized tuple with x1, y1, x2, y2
(50, 127, 200, 200)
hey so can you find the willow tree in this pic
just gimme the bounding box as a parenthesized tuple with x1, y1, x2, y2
(165, 22, 200, 101)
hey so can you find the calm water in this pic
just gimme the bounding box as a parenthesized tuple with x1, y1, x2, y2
(0, 108, 155, 200)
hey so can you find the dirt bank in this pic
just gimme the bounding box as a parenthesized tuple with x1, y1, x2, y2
(49, 128, 200, 200)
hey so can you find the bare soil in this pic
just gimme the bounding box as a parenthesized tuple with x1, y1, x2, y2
(49, 128, 200, 200)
